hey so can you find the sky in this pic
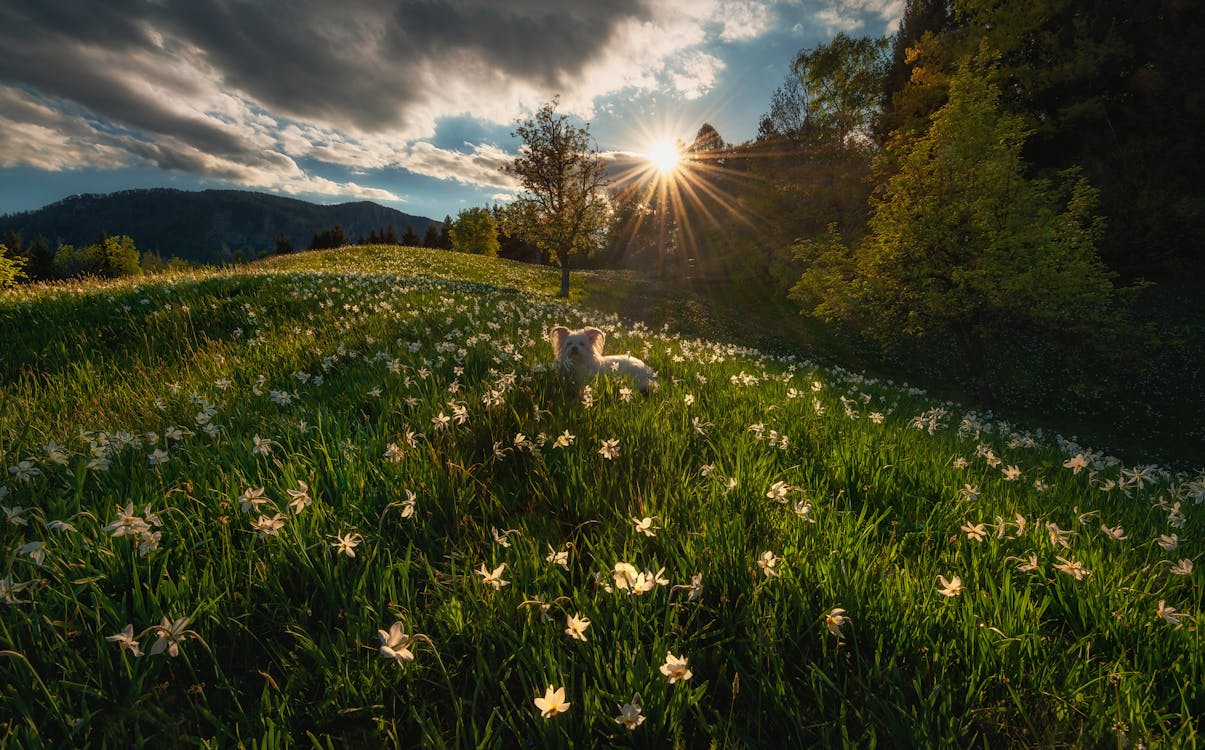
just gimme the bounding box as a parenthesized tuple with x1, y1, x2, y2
(0, 0, 903, 222)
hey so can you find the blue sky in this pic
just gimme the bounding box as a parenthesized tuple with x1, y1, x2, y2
(0, 1, 902, 222)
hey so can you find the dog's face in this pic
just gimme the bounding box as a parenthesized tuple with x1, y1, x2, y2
(550, 326, 605, 365)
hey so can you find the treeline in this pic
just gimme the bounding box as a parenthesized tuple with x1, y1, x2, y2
(294, 221, 452, 252)
(0, 231, 194, 286)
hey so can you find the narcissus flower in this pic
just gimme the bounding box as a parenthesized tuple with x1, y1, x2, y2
(758, 551, 780, 578)
(1156, 600, 1184, 628)
(105, 624, 143, 657)
(825, 607, 850, 638)
(476, 562, 509, 590)
(286, 482, 312, 514)
(534, 685, 570, 718)
(660, 652, 693, 684)
(632, 516, 657, 537)
(377, 621, 415, 666)
(614, 698, 645, 729)
(565, 613, 590, 642)
(1053, 556, 1090, 581)
(150, 616, 196, 657)
(936, 574, 962, 597)
(598, 438, 620, 460)
(329, 531, 362, 557)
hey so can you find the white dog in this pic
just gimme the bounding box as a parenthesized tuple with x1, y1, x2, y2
(549, 325, 657, 393)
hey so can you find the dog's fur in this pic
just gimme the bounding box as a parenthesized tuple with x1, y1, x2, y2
(549, 325, 656, 393)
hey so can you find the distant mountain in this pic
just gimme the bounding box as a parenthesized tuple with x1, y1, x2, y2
(0, 188, 438, 263)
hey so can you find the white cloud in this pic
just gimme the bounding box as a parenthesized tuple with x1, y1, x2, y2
(0, 1, 813, 201)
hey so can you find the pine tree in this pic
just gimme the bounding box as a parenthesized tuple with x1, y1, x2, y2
(401, 224, 420, 246)
(422, 223, 440, 248)
(438, 216, 453, 249)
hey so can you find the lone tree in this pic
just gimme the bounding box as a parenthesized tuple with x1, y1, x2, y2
(501, 97, 610, 297)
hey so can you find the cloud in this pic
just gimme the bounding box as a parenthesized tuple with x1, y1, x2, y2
(0, 0, 826, 200)
(812, 0, 905, 35)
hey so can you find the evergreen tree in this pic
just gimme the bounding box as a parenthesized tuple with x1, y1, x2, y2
(27, 236, 54, 281)
(274, 233, 294, 255)
(401, 224, 420, 246)
(421, 222, 440, 248)
(438, 216, 453, 249)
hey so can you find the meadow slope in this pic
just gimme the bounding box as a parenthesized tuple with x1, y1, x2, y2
(0, 245, 1200, 747)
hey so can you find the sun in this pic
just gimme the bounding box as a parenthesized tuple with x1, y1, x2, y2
(645, 139, 681, 175)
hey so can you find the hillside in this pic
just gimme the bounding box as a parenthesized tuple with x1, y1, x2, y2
(0, 189, 436, 264)
(0, 246, 1200, 747)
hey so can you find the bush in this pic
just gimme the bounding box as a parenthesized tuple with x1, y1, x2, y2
(449, 207, 500, 256)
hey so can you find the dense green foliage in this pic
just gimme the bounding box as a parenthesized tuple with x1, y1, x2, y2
(49, 235, 142, 280)
(0, 247, 1200, 747)
(449, 207, 500, 257)
(0, 242, 26, 288)
(791, 52, 1122, 406)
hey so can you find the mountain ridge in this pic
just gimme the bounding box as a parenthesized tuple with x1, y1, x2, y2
(0, 188, 438, 263)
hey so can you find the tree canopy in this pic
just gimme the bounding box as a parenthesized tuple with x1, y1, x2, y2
(500, 98, 610, 297)
(791, 50, 1120, 406)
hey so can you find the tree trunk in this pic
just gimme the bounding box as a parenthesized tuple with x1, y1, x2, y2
(559, 258, 570, 298)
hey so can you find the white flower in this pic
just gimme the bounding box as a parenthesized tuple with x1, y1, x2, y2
(546, 545, 569, 570)
(476, 562, 509, 590)
(534, 686, 570, 718)
(329, 531, 363, 557)
(286, 482, 312, 513)
(961, 521, 987, 543)
(659, 652, 693, 684)
(1156, 600, 1184, 628)
(757, 550, 780, 578)
(105, 624, 143, 657)
(632, 516, 658, 537)
(239, 487, 269, 514)
(150, 616, 195, 657)
(614, 698, 646, 729)
(1053, 556, 1089, 581)
(377, 621, 415, 666)
(18, 541, 46, 565)
(251, 435, 274, 456)
(825, 607, 850, 638)
(565, 613, 590, 642)
(251, 513, 286, 538)
(598, 438, 620, 460)
(936, 574, 962, 597)
(1168, 559, 1194, 576)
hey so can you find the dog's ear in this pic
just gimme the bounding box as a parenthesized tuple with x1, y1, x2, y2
(584, 327, 606, 356)
(549, 326, 570, 359)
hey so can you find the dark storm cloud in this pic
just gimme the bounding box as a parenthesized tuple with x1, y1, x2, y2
(0, 0, 656, 135)
(387, 0, 651, 88)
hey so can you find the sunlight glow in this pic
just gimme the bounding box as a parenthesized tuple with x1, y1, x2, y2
(645, 139, 681, 175)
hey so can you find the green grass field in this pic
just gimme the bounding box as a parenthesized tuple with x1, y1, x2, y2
(1, 245, 1200, 747)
